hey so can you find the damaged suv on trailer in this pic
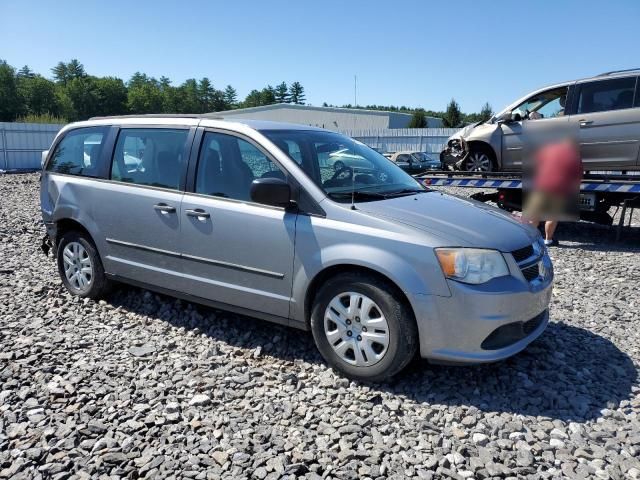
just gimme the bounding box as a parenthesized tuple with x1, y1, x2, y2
(41, 115, 553, 381)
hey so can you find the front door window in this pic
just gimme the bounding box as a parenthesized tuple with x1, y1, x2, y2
(512, 87, 569, 121)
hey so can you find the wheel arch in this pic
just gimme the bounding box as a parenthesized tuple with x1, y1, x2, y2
(466, 140, 498, 168)
(303, 264, 416, 330)
(54, 217, 104, 263)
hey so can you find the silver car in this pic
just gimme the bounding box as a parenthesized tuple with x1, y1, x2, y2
(40, 116, 553, 381)
(441, 69, 640, 172)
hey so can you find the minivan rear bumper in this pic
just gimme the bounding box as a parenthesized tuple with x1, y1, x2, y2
(409, 272, 553, 364)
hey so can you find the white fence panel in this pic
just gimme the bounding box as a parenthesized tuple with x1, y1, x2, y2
(339, 128, 459, 155)
(0, 122, 63, 171)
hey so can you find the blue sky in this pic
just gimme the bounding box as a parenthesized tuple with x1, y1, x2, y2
(2, 0, 639, 113)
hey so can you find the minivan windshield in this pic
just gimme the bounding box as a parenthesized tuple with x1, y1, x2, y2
(261, 130, 426, 202)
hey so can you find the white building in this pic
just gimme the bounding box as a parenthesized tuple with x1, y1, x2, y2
(205, 104, 443, 131)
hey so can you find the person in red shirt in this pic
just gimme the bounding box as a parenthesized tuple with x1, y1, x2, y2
(524, 138, 583, 246)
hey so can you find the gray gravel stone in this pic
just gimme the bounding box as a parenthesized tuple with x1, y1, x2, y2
(0, 173, 639, 479)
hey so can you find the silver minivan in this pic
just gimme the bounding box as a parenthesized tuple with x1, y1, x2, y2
(41, 116, 553, 381)
(442, 69, 640, 172)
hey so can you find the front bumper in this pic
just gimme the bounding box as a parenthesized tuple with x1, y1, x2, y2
(409, 257, 553, 364)
(440, 139, 468, 169)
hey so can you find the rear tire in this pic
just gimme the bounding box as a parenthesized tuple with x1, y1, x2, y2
(56, 230, 111, 299)
(310, 272, 418, 382)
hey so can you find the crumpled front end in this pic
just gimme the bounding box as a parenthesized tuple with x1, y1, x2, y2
(440, 137, 469, 170)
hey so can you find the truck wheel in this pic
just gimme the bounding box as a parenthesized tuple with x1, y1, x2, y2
(56, 231, 110, 299)
(310, 272, 418, 382)
(463, 147, 496, 172)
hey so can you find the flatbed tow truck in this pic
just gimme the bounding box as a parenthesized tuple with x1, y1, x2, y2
(414, 171, 640, 240)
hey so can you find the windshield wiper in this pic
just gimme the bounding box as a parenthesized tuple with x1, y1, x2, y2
(383, 188, 430, 197)
(328, 188, 428, 201)
(327, 190, 389, 200)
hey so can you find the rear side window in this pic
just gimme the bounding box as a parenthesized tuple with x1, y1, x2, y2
(111, 128, 189, 190)
(577, 77, 636, 114)
(47, 127, 108, 176)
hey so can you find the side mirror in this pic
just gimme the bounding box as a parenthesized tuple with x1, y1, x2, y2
(250, 177, 292, 208)
(497, 110, 516, 124)
(41, 150, 49, 169)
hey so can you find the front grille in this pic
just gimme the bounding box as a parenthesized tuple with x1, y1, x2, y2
(511, 244, 543, 283)
(522, 264, 540, 281)
(511, 245, 534, 263)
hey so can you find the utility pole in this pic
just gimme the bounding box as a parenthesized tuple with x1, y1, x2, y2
(354, 75, 357, 107)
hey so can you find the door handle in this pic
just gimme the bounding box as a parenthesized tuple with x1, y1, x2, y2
(185, 208, 210, 219)
(154, 203, 176, 214)
(579, 119, 593, 127)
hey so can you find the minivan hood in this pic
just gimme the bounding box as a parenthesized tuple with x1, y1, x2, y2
(357, 191, 537, 251)
(448, 122, 481, 141)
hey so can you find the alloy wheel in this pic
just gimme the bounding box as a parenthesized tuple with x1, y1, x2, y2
(465, 152, 492, 172)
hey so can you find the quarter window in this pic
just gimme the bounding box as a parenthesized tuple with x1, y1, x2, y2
(577, 77, 636, 114)
(47, 127, 108, 176)
(195, 132, 284, 201)
(111, 128, 189, 190)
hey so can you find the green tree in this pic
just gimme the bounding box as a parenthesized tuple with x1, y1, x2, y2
(159, 76, 171, 90)
(18, 75, 59, 116)
(222, 85, 237, 109)
(55, 88, 76, 120)
(67, 59, 86, 79)
(479, 102, 493, 122)
(94, 77, 128, 116)
(443, 98, 462, 128)
(0, 60, 24, 120)
(179, 78, 201, 112)
(65, 77, 101, 120)
(274, 81, 289, 103)
(243, 89, 262, 107)
(289, 81, 305, 104)
(408, 109, 427, 128)
(51, 61, 69, 84)
(260, 85, 276, 105)
(17, 65, 35, 78)
(198, 77, 215, 111)
(127, 78, 163, 114)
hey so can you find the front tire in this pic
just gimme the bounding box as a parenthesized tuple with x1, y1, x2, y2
(56, 230, 110, 299)
(463, 147, 496, 172)
(310, 272, 418, 382)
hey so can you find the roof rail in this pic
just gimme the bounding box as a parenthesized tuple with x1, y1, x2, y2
(597, 68, 640, 77)
(89, 113, 209, 120)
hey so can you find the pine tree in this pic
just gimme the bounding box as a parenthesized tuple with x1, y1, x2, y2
(444, 98, 462, 128)
(51, 62, 69, 84)
(67, 59, 86, 79)
(274, 82, 289, 103)
(408, 109, 427, 128)
(198, 77, 215, 112)
(223, 85, 237, 108)
(260, 85, 276, 105)
(17, 65, 35, 78)
(243, 89, 262, 107)
(288, 81, 305, 104)
(479, 102, 493, 122)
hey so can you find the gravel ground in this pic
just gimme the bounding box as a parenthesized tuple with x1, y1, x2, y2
(1, 173, 639, 480)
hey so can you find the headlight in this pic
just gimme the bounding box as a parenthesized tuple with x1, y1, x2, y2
(435, 248, 509, 284)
